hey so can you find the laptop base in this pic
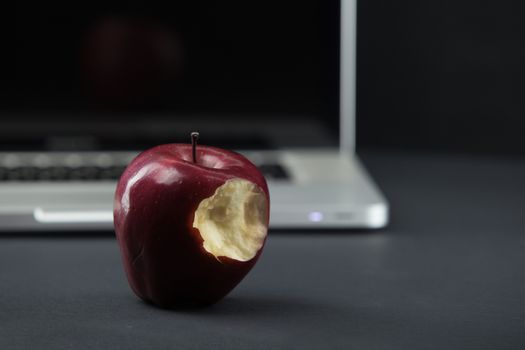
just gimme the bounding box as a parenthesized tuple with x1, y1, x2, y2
(0, 149, 388, 231)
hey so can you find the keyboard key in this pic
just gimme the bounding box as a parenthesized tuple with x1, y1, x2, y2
(257, 164, 289, 180)
(19, 167, 38, 180)
(49, 166, 69, 180)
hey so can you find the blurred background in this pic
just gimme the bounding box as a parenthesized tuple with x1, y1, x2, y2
(3, 1, 525, 155)
(358, 0, 525, 156)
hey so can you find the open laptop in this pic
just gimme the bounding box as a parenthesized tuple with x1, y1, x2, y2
(0, 0, 388, 231)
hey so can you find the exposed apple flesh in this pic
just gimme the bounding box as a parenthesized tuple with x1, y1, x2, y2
(194, 178, 268, 262)
(114, 136, 269, 308)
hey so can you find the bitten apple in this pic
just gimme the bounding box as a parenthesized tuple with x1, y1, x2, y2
(114, 133, 269, 308)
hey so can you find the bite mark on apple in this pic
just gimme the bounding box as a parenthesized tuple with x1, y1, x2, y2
(193, 178, 268, 262)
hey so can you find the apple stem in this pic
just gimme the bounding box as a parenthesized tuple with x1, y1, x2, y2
(191, 132, 199, 163)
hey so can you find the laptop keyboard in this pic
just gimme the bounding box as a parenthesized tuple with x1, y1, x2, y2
(0, 166, 127, 181)
(0, 163, 289, 182)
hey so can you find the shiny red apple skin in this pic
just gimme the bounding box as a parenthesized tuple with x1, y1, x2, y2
(114, 144, 269, 308)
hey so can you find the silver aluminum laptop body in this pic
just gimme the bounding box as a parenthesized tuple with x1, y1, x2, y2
(0, 0, 388, 231)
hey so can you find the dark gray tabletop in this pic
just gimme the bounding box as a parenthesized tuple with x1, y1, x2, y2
(1, 151, 525, 350)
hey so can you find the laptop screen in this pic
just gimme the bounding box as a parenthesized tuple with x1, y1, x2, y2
(2, 2, 340, 151)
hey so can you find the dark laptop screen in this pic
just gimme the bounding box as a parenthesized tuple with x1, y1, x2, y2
(2, 2, 340, 150)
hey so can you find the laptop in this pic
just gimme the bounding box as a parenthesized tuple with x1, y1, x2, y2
(0, 0, 388, 231)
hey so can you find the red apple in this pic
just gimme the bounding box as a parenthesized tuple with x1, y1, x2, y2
(113, 133, 270, 308)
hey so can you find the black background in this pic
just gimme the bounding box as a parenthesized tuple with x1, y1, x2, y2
(357, 0, 525, 156)
(4, 1, 525, 155)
